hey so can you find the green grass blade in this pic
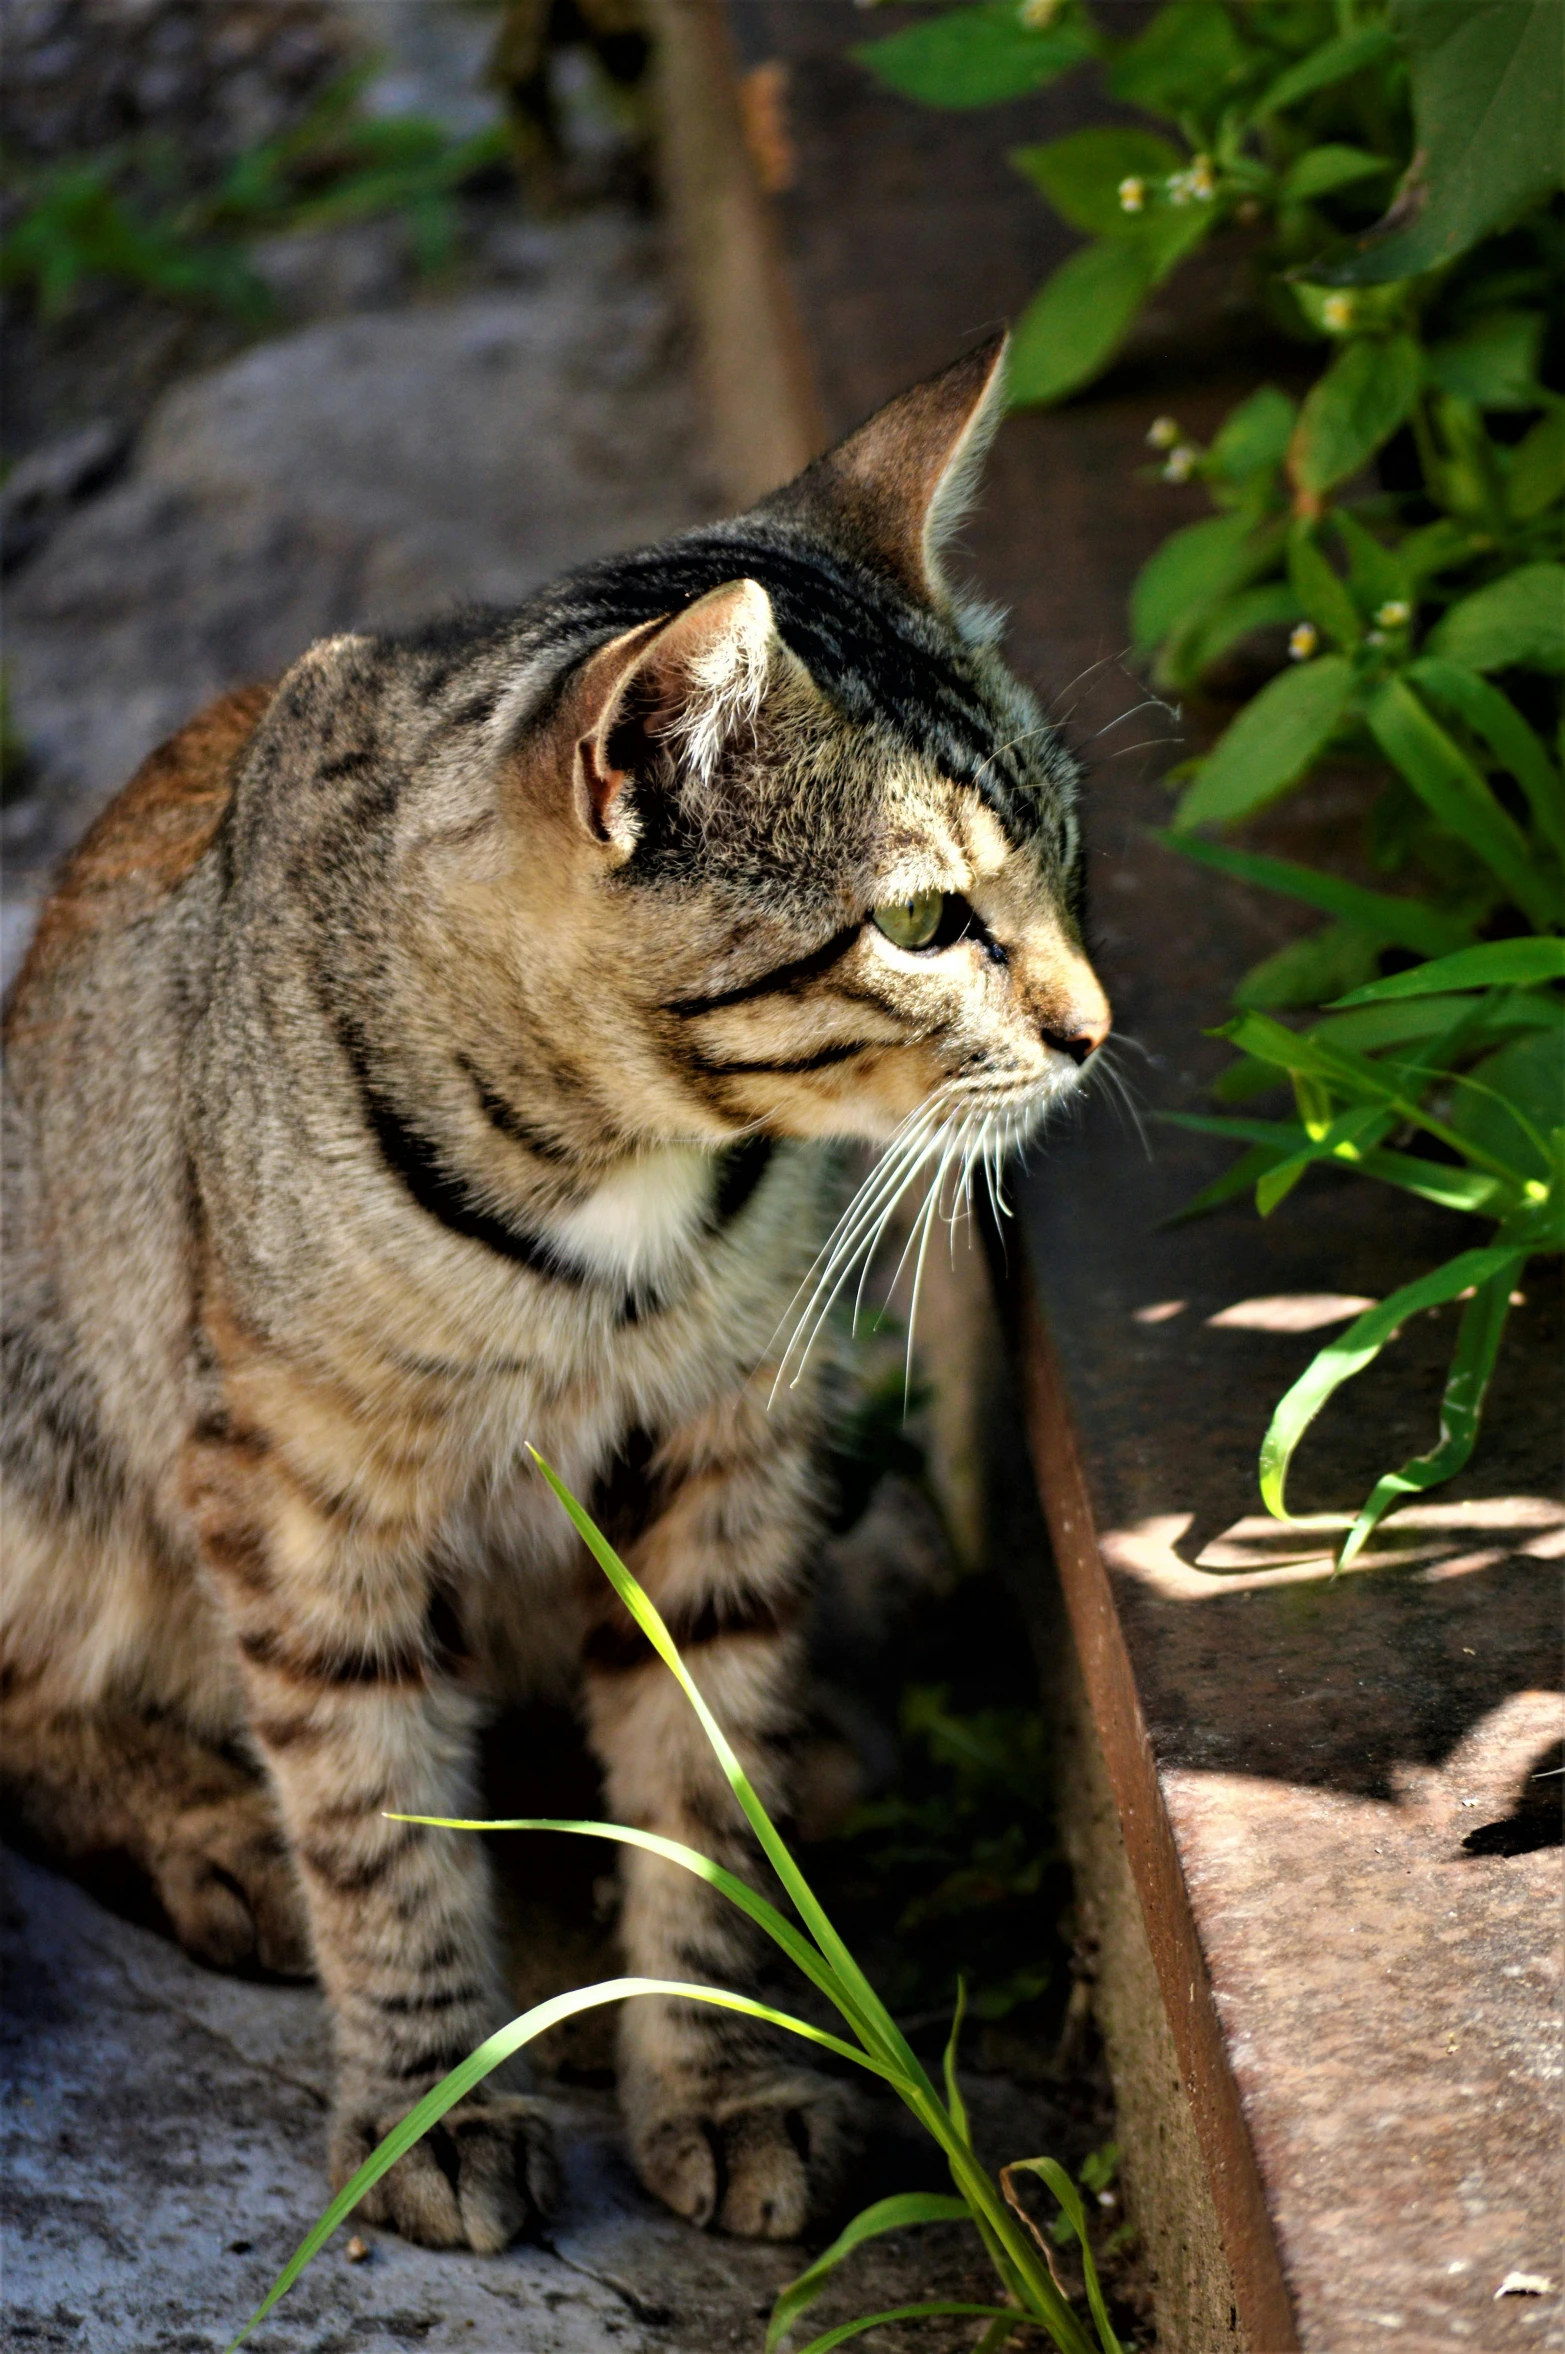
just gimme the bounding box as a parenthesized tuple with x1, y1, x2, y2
(1162, 1142, 1291, 1225)
(1351, 1148, 1508, 1215)
(1159, 1109, 1308, 1146)
(1258, 1244, 1529, 1518)
(1336, 1267, 1518, 1569)
(793, 2307, 1023, 2354)
(1330, 939, 1565, 1005)
(529, 1449, 934, 2094)
(528, 1454, 1086, 2340)
(387, 1813, 880, 2047)
(942, 1980, 972, 2152)
(1005, 2159, 1124, 2354)
(767, 2193, 974, 2352)
(1150, 830, 1471, 957)
(230, 1976, 911, 2349)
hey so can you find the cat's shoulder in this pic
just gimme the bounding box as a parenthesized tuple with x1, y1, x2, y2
(5, 680, 275, 1025)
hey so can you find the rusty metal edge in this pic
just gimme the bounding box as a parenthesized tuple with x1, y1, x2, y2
(646, 0, 824, 507)
(1017, 1285, 1301, 2353)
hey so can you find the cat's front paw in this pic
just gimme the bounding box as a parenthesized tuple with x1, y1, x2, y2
(630, 2074, 858, 2239)
(331, 2093, 559, 2253)
(148, 1789, 311, 1977)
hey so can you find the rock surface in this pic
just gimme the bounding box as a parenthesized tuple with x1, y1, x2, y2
(1, 209, 714, 986)
(0, 1849, 798, 2352)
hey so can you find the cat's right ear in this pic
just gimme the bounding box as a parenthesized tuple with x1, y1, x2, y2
(571, 580, 780, 851)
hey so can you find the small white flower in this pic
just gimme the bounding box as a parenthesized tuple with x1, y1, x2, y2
(1189, 153, 1216, 201)
(1147, 416, 1180, 449)
(1162, 445, 1198, 483)
(1167, 172, 1193, 207)
(1289, 623, 1318, 661)
(1366, 629, 1387, 647)
(1322, 292, 1355, 332)
(1375, 599, 1411, 628)
(1018, 0, 1062, 25)
(1118, 175, 1146, 214)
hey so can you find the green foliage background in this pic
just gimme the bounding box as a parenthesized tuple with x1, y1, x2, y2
(862, 0, 1564, 1560)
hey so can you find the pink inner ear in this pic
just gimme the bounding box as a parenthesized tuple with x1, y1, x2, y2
(575, 730, 623, 839)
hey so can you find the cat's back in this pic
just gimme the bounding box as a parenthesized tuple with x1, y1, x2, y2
(3, 683, 274, 1503)
(4, 680, 273, 1051)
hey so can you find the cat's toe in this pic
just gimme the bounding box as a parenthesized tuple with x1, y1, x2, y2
(150, 1792, 311, 1977)
(633, 2075, 858, 2240)
(335, 2095, 559, 2254)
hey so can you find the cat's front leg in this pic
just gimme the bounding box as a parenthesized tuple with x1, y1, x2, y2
(183, 1417, 558, 2252)
(581, 1388, 860, 2239)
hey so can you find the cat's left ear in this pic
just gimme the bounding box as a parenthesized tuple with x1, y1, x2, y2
(769, 332, 1009, 608)
(572, 578, 797, 848)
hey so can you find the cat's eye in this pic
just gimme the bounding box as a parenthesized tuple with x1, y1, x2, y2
(872, 891, 945, 951)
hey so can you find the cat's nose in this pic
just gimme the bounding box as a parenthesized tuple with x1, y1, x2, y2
(1039, 974, 1111, 1066)
(1041, 1019, 1108, 1067)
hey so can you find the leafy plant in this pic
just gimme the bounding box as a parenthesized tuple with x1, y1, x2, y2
(859, 0, 1563, 1562)
(231, 1454, 1126, 2354)
(0, 70, 510, 322)
(859, 0, 1562, 410)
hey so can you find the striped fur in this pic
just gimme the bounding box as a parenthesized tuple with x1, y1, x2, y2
(0, 338, 1109, 2247)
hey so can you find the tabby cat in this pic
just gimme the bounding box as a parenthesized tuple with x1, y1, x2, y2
(1, 338, 1108, 2250)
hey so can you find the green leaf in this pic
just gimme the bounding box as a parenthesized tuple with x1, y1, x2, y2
(1004, 2158, 1125, 2354)
(1282, 144, 1394, 203)
(232, 1975, 894, 2351)
(1235, 924, 1380, 1011)
(855, 4, 1093, 108)
(1353, 1147, 1507, 1216)
(1289, 336, 1423, 499)
(767, 2192, 974, 2353)
(1164, 1140, 1290, 1225)
(1506, 406, 1565, 522)
(1333, 508, 1410, 616)
(1106, 1, 1253, 123)
(1425, 312, 1545, 412)
(1423, 563, 1565, 676)
(1406, 657, 1565, 859)
(1254, 23, 1396, 118)
(1181, 582, 1304, 682)
(1173, 654, 1356, 830)
(1331, 939, 1565, 1005)
(1007, 239, 1158, 407)
(1253, 1103, 1395, 1214)
(1206, 385, 1297, 482)
(1011, 127, 1183, 238)
(1258, 1244, 1529, 1519)
(1373, 683, 1553, 902)
(528, 1452, 928, 2094)
(1317, 0, 1565, 285)
(1288, 526, 1362, 648)
(1153, 836, 1470, 957)
(1366, 679, 1559, 925)
(1450, 1030, 1564, 1183)
(1337, 1270, 1518, 1568)
(389, 1813, 867, 2029)
(1130, 514, 1280, 654)
(1398, 517, 1481, 583)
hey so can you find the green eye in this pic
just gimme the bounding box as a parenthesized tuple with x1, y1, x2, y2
(872, 890, 944, 951)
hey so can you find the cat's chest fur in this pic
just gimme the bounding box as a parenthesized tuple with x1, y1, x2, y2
(548, 1147, 723, 1289)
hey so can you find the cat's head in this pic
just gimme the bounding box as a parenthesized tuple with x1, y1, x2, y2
(479, 337, 1109, 1157)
